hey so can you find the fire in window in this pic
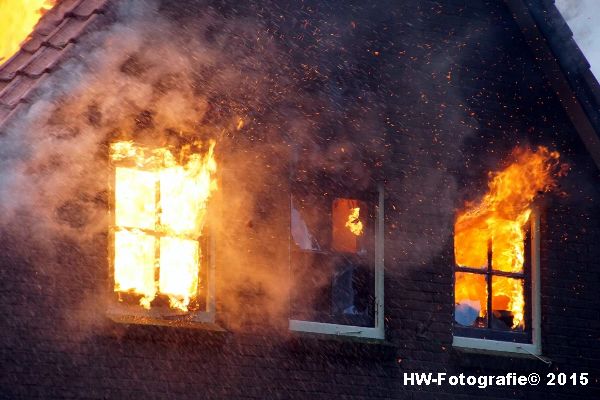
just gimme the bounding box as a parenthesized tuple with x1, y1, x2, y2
(453, 146, 562, 344)
(109, 140, 217, 316)
(289, 183, 384, 338)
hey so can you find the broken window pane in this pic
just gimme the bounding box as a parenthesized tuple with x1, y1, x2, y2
(491, 219, 526, 274)
(491, 276, 525, 331)
(159, 237, 200, 311)
(454, 224, 488, 269)
(113, 230, 157, 307)
(454, 272, 487, 328)
(115, 167, 156, 230)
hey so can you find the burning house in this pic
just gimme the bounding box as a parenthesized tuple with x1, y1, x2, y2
(1, 0, 599, 398)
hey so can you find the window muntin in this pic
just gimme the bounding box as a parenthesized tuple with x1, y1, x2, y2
(454, 217, 532, 342)
(453, 212, 542, 354)
(289, 183, 384, 339)
(109, 141, 217, 319)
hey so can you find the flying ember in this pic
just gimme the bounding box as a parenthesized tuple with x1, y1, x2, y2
(110, 140, 217, 312)
(454, 146, 562, 330)
(0, 0, 56, 65)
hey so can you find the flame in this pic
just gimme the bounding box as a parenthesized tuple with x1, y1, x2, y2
(345, 207, 363, 236)
(455, 146, 561, 329)
(332, 199, 363, 253)
(0, 0, 56, 65)
(110, 140, 217, 311)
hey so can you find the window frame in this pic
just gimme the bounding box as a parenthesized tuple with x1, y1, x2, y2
(106, 147, 217, 325)
(288, 183, 385, 340)
(452, 209, 542, 355)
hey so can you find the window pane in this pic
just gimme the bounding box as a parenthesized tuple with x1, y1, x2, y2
(115, 167, 157, 230)
(160, 165, 212, 236)
(113, 230, 156, 306)
(454, 225, 488, 269)
(159, 237, 199, 311)
(331, 256, 374, 326)
(491, 220, 526, 273)
(291, 203, 320, 251)
(291, 194, 330, 251)
(491, 276, 525, 330)
(290, 251, 336, 321)
(332, 198, 365, 253)
(455, 272, 487, 327)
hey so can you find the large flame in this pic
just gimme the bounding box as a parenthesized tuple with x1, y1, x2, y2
(110, 140, 217, 312)
(455, 146, 561, 329)
(0, 0, 56, 65)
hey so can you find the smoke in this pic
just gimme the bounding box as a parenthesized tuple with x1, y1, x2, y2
(0, 0, 486, 336)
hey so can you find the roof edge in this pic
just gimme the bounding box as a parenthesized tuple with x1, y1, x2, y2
(505, 0, 600, 170)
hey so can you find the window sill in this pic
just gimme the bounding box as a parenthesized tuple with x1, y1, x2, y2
(107, 305, 225, 332)
(453, 336, 541, 358)
(289, 319, 385, 341)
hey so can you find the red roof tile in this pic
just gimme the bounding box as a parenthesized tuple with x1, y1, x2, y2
(22, 45, 70, 78)
(0, 0, 109, 131)
(21, 32, 46, 54)
(0, 75, 44, 108)
(0, 50, 33, 81)
(47, 15, 100, 48)
(71, 0, 108, 18)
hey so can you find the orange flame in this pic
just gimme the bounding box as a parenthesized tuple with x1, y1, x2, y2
(110, 140, 217, 312)
(345, 207, 363, 236)
(0, 0, 56, 65)
(455, 146, 562, 329)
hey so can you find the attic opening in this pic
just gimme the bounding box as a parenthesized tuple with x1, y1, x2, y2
(108, 140, 217, 320)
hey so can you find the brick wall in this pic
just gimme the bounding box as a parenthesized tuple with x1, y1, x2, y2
(1, 0, 599, 398)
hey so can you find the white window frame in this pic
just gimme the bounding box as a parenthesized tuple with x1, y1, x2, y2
(453, 209, 542, 355)
(289, 183, 385, 340)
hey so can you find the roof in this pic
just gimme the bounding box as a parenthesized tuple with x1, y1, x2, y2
(0, 0, 109, 128)
(506, 0, 600, 169)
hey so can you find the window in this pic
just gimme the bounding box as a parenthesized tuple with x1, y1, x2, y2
(451, 146, 562, 355)
(453, 210, 541, 355)
(288, 182, 384, 339)
(107, 140, 217, 324)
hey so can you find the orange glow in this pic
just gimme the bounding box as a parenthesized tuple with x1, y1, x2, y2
(110, 140, 217, 311)
(0, 0, 56, 65)
(345, 207, 363, 236)
(332, 199, 363, 253)
(455, 146, 561, 329)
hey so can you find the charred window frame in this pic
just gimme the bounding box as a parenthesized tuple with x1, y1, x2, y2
(106, 143, 217, 326)
(453, 210, 541, 355)
(288, 181, 385, 339)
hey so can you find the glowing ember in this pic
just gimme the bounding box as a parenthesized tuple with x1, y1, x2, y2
(0, 0, 56, 65)
(345, 207, 363, 236)
(455, 146, 562, 329)
(110, 140, 217, 311)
